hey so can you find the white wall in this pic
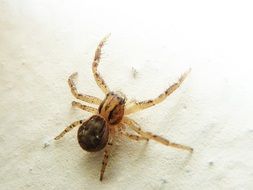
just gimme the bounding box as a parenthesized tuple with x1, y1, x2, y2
(1, 0, 253, 189)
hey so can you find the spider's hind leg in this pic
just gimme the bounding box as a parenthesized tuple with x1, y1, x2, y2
(100, 132, 114, 181)
(118, 123, 149, 141)
(123, 117, 193, 153)
(121, 132, 149, 141)
(55, 120, 84, 140)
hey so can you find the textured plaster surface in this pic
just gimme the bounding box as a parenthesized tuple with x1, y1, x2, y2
(1, 1, 253, 190)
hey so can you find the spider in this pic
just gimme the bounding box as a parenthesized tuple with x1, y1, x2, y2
(54, 35, 193, 181)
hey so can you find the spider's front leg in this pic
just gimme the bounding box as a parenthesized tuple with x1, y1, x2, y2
(92, 35, 111, 95)
(72, 101, 97, 114)
(123, 117, 193, 153)
(125, 69, 191, 115)
(68, 72, 102, 105)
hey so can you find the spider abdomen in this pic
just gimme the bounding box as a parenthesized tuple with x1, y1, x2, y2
(77, 115, 109, 152)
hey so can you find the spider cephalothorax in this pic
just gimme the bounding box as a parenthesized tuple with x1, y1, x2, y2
(98, 92, 126, 125)
(55, 35, 193, 181)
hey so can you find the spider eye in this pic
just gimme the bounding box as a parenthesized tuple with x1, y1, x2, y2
(77, 115, 108, 152)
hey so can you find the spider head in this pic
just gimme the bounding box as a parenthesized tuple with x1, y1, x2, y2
(98, 92, 126, 125)
(77, 115, 109, 152)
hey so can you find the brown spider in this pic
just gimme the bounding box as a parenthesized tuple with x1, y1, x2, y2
(55, 35, 193, 181)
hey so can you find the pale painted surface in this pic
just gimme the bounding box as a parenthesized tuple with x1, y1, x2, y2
(1, 1, 253, 189)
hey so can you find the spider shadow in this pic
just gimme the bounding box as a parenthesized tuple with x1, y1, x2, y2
(78, 151, 104, 181)
(162, 148, 195, 185)
(77, 138, 150, 182)
(176, 150, 194, 169)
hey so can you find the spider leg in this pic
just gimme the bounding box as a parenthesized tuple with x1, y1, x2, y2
(92, 34, 111, 94)
(72, 101, 97, 114)
(100, 130, 114, 181)
(125, 69, 191, 115)
(118, 123, 149, 141)
(121, 132, 149, 141)
(68, 72, 102, 105)
(122, 117, 193, 152)
(54, 120, 84, 140)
